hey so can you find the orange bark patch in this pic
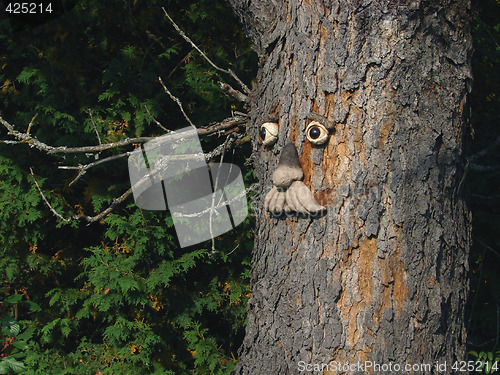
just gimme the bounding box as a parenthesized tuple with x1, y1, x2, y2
(337, 237, 377, 348)
(374, 245, 408, 325)
(314, 189, 330, 207)
(324, 93, 336, 118)
(322, 127, 352, 191)
(289, 112, 299, 143)
(391, 248, 407, 313)
(299, 137, 313, 186)
(377, 118, 393, 150)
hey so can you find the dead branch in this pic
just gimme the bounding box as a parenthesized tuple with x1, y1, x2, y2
(144, 104, 170, 132)
(30, 168, 70, 222)
(1, 115, 56, 153)
(158, 76, 196, 128)
(49, 136, 155, 154)
(162, 7, 251, 95)
(33, 131, 247, 223)
(218, 81, 248, 102)
(2, 114, 247, 155)
(26, 112, 39, 134)
(75, 187, 134, 223)
(59, 151, 131, 186)
(88, 109, 102, 146)
(59, 125, 247, 186)
(198, 115, 247, 136)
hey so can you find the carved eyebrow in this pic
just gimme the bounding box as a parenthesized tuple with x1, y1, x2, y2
(306, 112, 335, 131)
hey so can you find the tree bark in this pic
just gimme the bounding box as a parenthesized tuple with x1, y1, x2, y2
(229, 0, 472, 373)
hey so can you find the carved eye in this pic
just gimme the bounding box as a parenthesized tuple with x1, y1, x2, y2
(260, 122, 279, 146)
(306, 121, 329, 145)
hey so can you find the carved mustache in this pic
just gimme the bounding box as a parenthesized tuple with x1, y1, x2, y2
(263, 143, 326, 216)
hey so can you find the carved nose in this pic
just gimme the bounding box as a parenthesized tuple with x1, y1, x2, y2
(272, 143, 304, 188)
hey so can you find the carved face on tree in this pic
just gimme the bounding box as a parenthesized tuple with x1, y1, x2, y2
(260, 113, 334, 217)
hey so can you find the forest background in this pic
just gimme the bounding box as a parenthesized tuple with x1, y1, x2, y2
(0, 0, 498, 373)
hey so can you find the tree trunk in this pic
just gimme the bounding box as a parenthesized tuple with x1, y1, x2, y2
(229, 0, 472, 373)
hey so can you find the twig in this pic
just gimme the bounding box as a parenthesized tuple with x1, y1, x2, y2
(226, 243, 240, 256)
(197, 115, 247, 136)
(30, 167, 70, 222)
(209, 135, 234, 252)
(172, 187, 248, 220)
(74, 188, 134, 223)
(145, 104, 170, 132)
(218, 82, 248, 102)
(49, 136, 155, 154)
(26, 112, 39, 134)
(59, 125, 246, 188)
(88, 109, 102, 146)
(2, 114, 246, 155)
(59, 151, 131, 186)
(1, 115, 55, 152)
(162, 7, 251, 95)
(0, 140, 22, 145)
(42, 134, 244, 221)
(158, 76, 196, 128)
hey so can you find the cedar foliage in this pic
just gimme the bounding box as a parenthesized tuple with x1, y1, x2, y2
(0, 0, 498, 373)
(0, 0, 256, 373)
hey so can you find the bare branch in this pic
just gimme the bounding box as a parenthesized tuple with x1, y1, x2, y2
(218, 81, 248, 102)
(197, 115, 247, 136)
(74, 188, 134, 223)
(88, 109, 102, 146)
(145, 104, 170, 132)
(209, 135, 234, 252)
(49, 137, 155, 154)
(26, 112, 39, 134)
(162, 7, 251, 95)
(474, 236, 500, 260)
(30, 168, 70, 222)
(1, 114, 155, 154)
(60, 151, 131, 186)
(58, 119, 247, 188)
(1, 115, 55, 152)
(158, 76, 196, 128)
(2, 114, 247, 156)
(30, 129, 247, 223)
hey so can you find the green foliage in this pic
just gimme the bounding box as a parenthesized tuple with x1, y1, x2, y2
(0, 295, 39, 374)
(0, 0, 256, 373)
(469, 350, 500, 374)
(467, 0, 500, 360)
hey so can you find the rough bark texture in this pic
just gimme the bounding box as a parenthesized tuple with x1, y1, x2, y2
(229, 0, 472, 373)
